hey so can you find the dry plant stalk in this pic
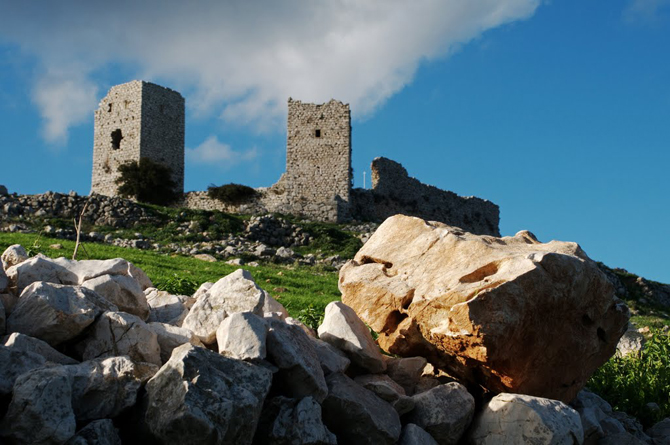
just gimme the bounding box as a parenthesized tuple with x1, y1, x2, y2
(72, 200, 90, 260)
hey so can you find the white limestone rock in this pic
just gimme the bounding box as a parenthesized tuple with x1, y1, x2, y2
(286, 316, 317, 337)
(145, 288, 190, 326)
(468, 393, 584, 445)
(311, 337, 351, 375)
(128, 262, 153, 290)
(216, 311, 268, 361)
(192, 281, 213, 300)
(321, 372, 402, 445)
(616, 324, 645, 357)
(1, 244, 28, 270)
(144, 343, 273, 445)
(263, 293, 289, 320)
(82, 274, 150, 320)
(182, 268, 266, 344)
(399, 424, 440, 445)
(52, 257, 129, 284)
(0, 366, 76, 445)
(0, 298, 4, 335)
(2, 332, 78, 365)
(647, 418, 670, 445)
(255, 396, 337, 445)
(65, 419, 122, 445)
(384, 356, 428, 396)
(77, 311, 161, 366)
(67, 356, 143, 422)
(267, 319, 328, 403)
(6, 255, 78, 294)
(147, 322, 203, 363)
(0, 292, 17, 316)
(7, 282, 116, 346)
(317, 301, 386, 373)
(406, 382, 475, 445)
(0, 343, 48, 397)
(0, 267, 7, 294)
(355, 374, 415, 416)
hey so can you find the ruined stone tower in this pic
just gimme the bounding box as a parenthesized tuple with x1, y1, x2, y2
(284, 98, 352, 216)
(91, 80, 185, 196)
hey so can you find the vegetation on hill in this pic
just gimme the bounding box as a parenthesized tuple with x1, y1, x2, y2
(116, 157, 178, 205)
(207, 183, 258, 205)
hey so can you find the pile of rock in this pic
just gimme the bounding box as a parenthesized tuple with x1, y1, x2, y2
(0, 191, 158, 229)
(0, 242, 668, 444)
(244, 214, 311, 247)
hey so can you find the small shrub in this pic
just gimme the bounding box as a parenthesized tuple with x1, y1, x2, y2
(295, 304, 325, 331)
(208, 183, 258, 205)
(116, 158, 178, 205)
(588, 330, 670, 427)
(153, 274, 199, 296)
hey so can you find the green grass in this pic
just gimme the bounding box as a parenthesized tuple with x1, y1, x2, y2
(588, 330, 670, 427)
(0, 232, 340, 328)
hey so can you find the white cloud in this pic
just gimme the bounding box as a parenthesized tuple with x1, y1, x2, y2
(0, 0, 541, 143)
(186, 136, 258, 166)
(624, 0, 670, 23)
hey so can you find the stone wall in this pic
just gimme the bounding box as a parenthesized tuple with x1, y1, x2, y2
(350, 157, 500, 236)
(91, 81, 184, 197)
(285, 99, 351, 209)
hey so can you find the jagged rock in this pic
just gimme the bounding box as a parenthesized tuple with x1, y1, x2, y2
(0, 292, 17, 315)
(147, 322, 203, 363)
(254, 396, 337, 445)
(286, 316, 317, 337)
(383, 356, 428, 396)
(0, 343, 48, 396)
(405, 382, 474, 444)
(128, 262, 153, 290)
(617, 324, 645, 357)
(317, 301, 386, 373)
(339, 215, 630, 402)
(0, 366, 76, 445)
(52, 257, 130, 284)
(597, 432, 647, 444)
(145, 288, 190, 326)
(77, 311, 161, 366)
(354, 374, 415, 415)
(263, 293, 289, 320)
(321, 372, 402, 445)
(1, 244, 28, 270)
(6, 255, 78, 294)
(0, 298, 4, 335)
(65, 419, 122, 445)
(468, 393, 584, 445)
(183, 269, 266, 344)
(267, 319, 328, 402)
(2, 332, 78, 364)
(311, 337, 351, 375)
(82, 274, 150, 320)
(217, 312, 268, 361)
(144, 343, 273, 444)
(68, 356, 142, 422)
(0, 267, 7, 294)
(647, 418, 670, 444)
(610, 411, 652, 443)
(192, 281, 213, 300)
(571, 389, 618, 443)
(399, 424, 439, 445)
(7, 282, 115, 346)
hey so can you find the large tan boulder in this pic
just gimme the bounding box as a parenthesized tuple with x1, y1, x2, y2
(339, 215, 629, 402)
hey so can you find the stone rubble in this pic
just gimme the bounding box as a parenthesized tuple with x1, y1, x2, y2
(0, 242, 664, 445)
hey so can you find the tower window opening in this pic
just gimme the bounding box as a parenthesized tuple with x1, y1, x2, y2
(315, 129, 321, 138)
(108, 103, 113, 112)
(111, 129, 123, 149)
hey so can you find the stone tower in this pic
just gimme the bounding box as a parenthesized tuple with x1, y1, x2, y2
(285, 98, 352, 213)
(91, 80, 185, 196)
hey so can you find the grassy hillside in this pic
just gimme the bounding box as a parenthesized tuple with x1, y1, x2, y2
(0, 232, 340, 329)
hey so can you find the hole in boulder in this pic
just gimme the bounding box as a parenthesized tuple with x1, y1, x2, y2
(597, 327, 607, 343)
(382, 310, 408, 334)
(459, 261, 499, 283)
(360, 255, 393, 269)
(582, 314, 594, 326)
(401, 289, 415, 310)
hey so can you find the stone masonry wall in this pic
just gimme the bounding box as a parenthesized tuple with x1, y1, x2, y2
(285, 99, 351, 209)
(91, 81, 184, 196)
(350, 157, 500, 236)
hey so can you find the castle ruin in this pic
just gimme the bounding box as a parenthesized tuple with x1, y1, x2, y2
(91, 81, 185, 196)
(93, 81, 500, 236)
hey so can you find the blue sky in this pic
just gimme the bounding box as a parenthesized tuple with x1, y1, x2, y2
(0, 0, 668, 283)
